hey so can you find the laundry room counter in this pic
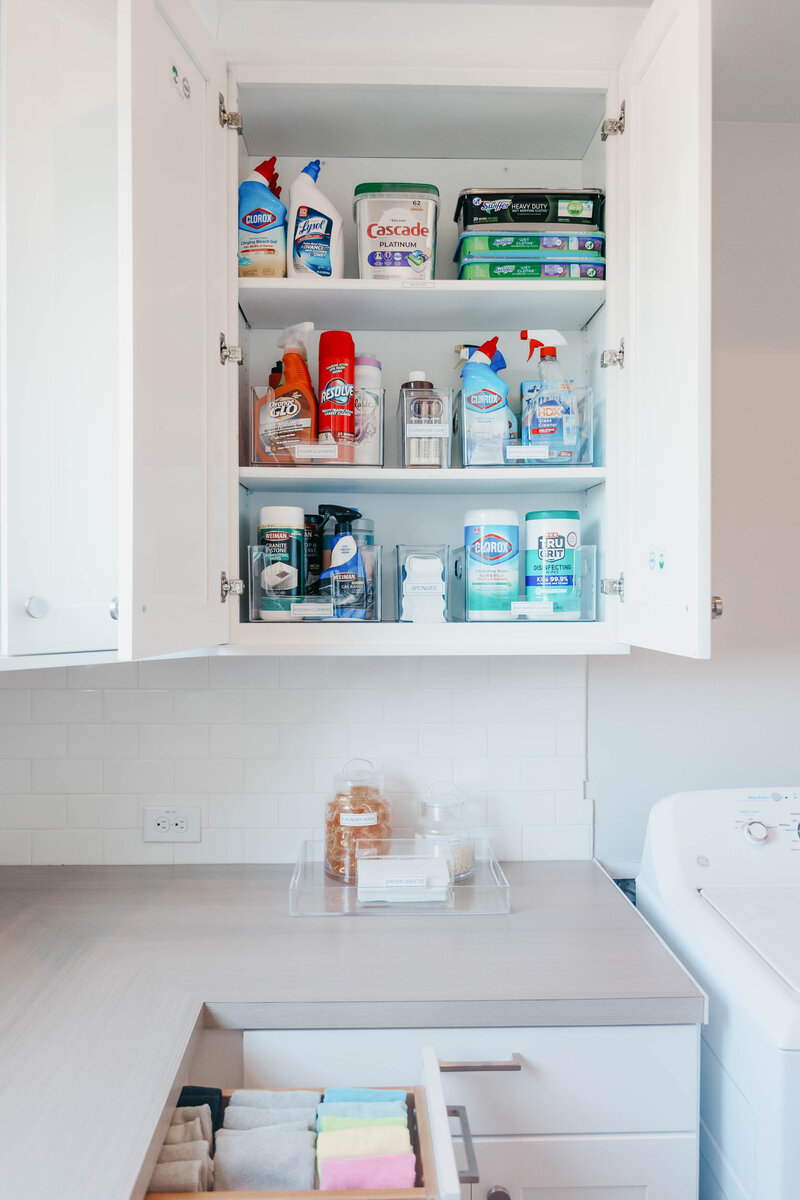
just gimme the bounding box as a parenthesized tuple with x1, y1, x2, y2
(0, 861, 704, 1198)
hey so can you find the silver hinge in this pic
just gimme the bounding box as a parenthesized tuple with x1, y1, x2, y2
(220, 572, 245, 603)
(601, 574, 625, 601)
(712, 596, 724, 620)
(601, 100, 626, 141)
(601, 338, 625, 369)
(219, 333, 243, 366)
(218, 93, 242, 133)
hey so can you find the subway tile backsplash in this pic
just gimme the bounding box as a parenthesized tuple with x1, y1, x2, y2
(0, 656, 590, 865)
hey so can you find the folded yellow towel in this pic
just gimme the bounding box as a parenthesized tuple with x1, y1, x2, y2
(319, 1115, 407, 1132)
(317, 1126, 412, 1161)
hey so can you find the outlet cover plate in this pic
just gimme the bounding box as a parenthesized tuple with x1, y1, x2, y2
(143, 805, 202, 843)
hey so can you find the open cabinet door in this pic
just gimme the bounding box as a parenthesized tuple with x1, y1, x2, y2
(614, 0, 711, 657)
(118, 0, 230, 659)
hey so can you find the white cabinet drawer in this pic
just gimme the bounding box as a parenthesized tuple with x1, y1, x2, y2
(466, 1133, 697, 1199)
(243, 1026, 699, 1136)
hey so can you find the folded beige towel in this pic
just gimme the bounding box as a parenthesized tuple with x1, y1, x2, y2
(228, 1089, 321, 1108)
(158, 1141, 212, 1164)
(148, 1157, 212, 1192)
(317, 1125, 412, 1161)
(223, 1105, 315, 1131)
(164, 1116, 203, 1145)
(171, 1103, 213, 1145)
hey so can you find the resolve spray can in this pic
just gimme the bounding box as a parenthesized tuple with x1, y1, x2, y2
(318, 330, 355, 464)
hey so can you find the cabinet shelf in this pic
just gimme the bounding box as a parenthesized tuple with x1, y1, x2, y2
(239, 466, 606, 496)
(238, 278, 606, 332)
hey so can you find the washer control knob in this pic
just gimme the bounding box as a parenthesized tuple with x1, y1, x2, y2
(743, 820, 769, 844)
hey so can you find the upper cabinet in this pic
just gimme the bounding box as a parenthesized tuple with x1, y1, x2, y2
(0, 0, 711, 665)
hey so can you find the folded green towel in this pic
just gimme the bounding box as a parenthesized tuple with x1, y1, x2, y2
(317, 1125, 412, 1162)
(316, 1100, 407, 1132)
(319, 1115, 407, 1132)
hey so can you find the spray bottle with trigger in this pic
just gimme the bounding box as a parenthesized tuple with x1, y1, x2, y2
(520, 331, 578, 461)
(318, 505, 368, 619)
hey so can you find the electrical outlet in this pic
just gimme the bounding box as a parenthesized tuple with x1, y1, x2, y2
(143, 805, 202, 842)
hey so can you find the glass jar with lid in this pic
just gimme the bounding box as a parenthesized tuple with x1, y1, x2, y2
(414, 782, 475, 879)
(324, 758, 391, 884)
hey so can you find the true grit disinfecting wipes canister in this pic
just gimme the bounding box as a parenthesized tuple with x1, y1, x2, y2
(354, 183, 439, 280)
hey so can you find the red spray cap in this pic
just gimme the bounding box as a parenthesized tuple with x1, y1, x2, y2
(254, 156, 277, 184)
(521, 331, 546, 362)
(540, 346, 557, 358)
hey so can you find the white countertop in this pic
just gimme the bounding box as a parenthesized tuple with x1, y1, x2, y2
(0, 862, 703, 1199)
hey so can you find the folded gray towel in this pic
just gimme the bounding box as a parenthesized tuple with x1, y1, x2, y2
(164, 1116, 203, 1145)
(148, 1157, 212, 1192)
(223, 1105, 315, 1131)
(212, 1127, 315, 1192)
(171, 1103, 213, 1145)
(158, 1140, 212, 1164)
(228, 1088, 321, 1108)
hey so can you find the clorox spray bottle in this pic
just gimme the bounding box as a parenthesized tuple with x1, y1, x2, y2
(238, 156, 287, 277)
(458, 337, 516, 465)
(287, 160, 345, 279)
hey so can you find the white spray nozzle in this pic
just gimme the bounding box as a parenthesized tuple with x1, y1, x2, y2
(277, 321, 314, 356)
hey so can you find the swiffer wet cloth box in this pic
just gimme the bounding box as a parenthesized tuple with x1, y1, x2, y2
(454, 232, 605, 262)
(458, 258, 606, 280)
(455, 189, 605, 232)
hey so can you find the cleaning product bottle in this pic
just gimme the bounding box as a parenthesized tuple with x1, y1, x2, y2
(287, 160, 345, 279)
(238, 157, 287, 278)
(318, 505, 368, 619)
(253, 322, 317, 464)
(318, 330, 355, 462)
(520, 333, 578, 462)
(459, 337, 514, 466)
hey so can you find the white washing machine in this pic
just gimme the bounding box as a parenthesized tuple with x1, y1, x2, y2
(637, 788, 800, 1200)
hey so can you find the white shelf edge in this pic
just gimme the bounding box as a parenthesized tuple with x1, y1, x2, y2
(239, 466, 607, 495)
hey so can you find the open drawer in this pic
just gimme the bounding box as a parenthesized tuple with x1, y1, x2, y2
(146, 1048, 468, 1200)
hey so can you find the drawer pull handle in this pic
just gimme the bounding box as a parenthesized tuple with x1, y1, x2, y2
(447, 1104, 479, 1185)
(439, 1054, 522, 1073)
(487, 1189, 511, 1200)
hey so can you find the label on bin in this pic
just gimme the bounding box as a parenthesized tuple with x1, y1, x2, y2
(512, 600, 554, 616)
(293, 443, 339, 460)
(340, 812, 378, 827)
(406, 423, 449, 438)
(383, 875, 426, 888)
(291, 601, 334, 618)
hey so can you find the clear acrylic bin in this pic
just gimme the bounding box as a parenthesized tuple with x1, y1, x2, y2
(251, 388, 384, 467)
(289, 837, 511, 916)
(249, 544, 382, 622)
(450, 544, 597, 622)
(396, 545, 449, 623)
(399, 388, 453, 468)
(506, 385, 594, 466)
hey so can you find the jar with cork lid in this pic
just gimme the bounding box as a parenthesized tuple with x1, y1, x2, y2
(324, 758, 391, 884)
(414, 782, 475, 879)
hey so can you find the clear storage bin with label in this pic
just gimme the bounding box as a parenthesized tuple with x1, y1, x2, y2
(399, 386, 453, 469)
(396, 545, 449, 622)
(450, 544, 597, 621)
(505, 385, 594, 466)
(249, 544, 382, 622)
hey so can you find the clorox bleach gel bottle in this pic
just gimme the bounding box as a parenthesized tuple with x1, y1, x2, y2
(287, 160, 344, 279)
(238, 156, 287, 277)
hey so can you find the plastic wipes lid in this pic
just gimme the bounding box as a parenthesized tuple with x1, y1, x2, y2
(259, 505, 305, 529)
(525, 509, 580, 521)
(354, 182, 440, 200)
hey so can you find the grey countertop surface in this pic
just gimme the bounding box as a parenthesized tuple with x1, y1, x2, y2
(0, 861, 703, 1199)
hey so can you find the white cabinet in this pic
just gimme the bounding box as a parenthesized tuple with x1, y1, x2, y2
(1, 0, 711, 664)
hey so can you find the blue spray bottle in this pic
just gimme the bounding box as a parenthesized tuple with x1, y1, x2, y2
(318, 505, 367, 619)
(459, 336, 516, 465)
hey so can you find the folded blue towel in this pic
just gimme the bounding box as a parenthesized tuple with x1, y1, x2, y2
(316, 1100, 407, 1132)
(324, 1088, 408, 1105)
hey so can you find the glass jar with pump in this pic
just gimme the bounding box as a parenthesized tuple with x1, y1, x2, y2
(414, 782, 474, 879)
(325, 758, 391, 884)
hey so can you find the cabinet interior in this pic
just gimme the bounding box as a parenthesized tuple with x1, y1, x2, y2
(231, 79, 616, 650)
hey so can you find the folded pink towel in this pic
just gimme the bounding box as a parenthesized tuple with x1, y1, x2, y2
(319, 1153, 417, 1190)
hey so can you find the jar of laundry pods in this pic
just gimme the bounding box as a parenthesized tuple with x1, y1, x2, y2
(324, 758, 391, 884)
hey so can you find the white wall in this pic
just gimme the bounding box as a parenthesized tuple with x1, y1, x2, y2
(589, 122, 800, 876)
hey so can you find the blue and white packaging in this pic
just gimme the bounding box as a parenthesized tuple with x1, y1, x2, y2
(520, 382, 579, 462)
(464, 509, 520, 621)
(287, 160, 344, 279)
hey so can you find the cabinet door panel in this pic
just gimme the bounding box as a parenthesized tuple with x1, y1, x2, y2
(1, 0, 118, 655)
(117, 0, 229, 658)
(470, 1134, 697, 1199)
(614, 0, 711, 658)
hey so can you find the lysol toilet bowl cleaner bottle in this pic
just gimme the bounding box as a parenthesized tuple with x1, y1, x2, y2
(460, 337, 514, 465)
(287, 160, 345, 279)
(318, 505, 367, 619)
(464, 508, 520, 621)
(318, 330, 355, 463)
(520, 333, 578, 462)
(238, 157, 287, 278)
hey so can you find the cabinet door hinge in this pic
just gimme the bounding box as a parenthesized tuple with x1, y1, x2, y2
(601, 574, 625, 602)
(219, 333, 243, 366)
(600, 338, 625, 369)
(220, 572, 245, 603)
(601, 100, 625, 141)
(218, 93, 242, 133)
(712, 596, 724, 620)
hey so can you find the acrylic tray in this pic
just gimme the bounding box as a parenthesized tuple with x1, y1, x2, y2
(289, 837, 511, 916)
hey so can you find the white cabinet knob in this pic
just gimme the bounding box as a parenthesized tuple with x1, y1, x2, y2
(743, 820, 769, 844)
(24, 596, 49, 619)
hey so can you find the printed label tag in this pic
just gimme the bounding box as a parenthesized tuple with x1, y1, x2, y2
(293, 443, 339, 460)
(505, 446, 551, 460)
(402, 280, 435, 289)
(383, 875, 426, 888)
(405, 582, 445, 595)
(406, 424, 449, 438)
(512, 600, 554, 616)
(340, 812, 378, 827)
(291, 602, 334, 618)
